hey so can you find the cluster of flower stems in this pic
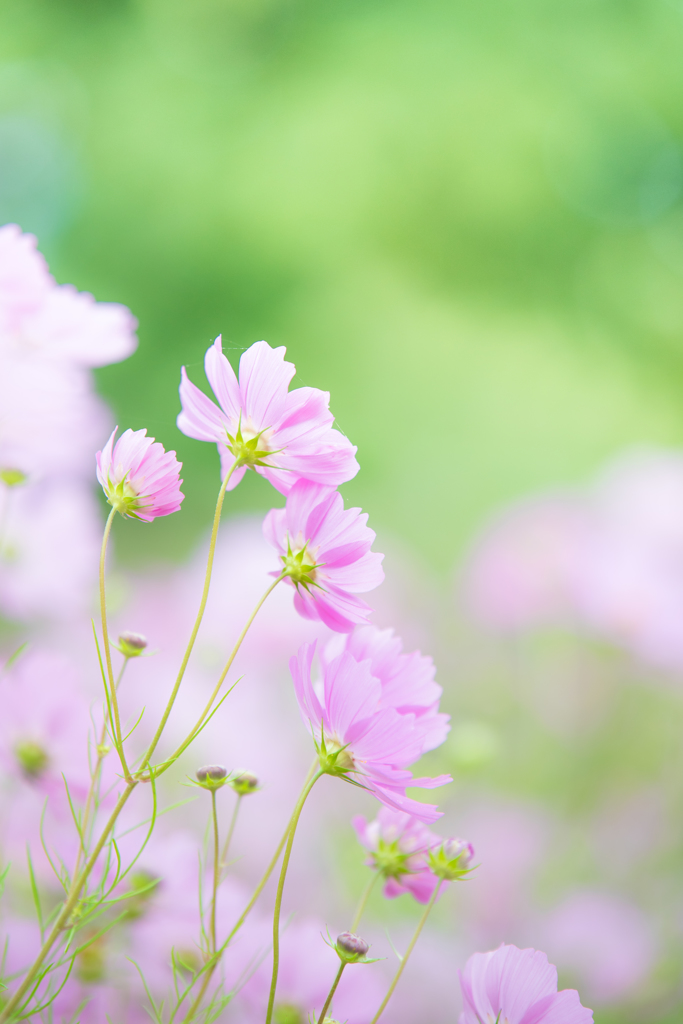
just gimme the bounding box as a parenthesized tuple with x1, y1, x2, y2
(0, 464, 432, 1024)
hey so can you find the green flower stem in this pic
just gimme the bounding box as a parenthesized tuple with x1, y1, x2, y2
(369, 880, 442, 1024)
(99, 506, 131, 782)
(350, 872, 379, 933)
(318, 962, 346, 1024)
(153, 572, 286, 776)
(265, 770, 324, 1024)
(0, 782, 137, 1023)
(137, 463, 236, 775)
(209, 790, 220, 955)
(74, 658, 130, 880)
(219, 794, 242, 876)
(179, 760, 319, 1023)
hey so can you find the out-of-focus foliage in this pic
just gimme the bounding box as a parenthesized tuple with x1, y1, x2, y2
(3, 0, 683, 567)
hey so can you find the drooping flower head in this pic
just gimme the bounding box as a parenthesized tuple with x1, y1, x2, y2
(324, 626, 449, 751)
(96, 428, 184, 522)
(352, 808, 444, 903)
(459, 944, 593, 1024)
(290, 642, 451, 822)
(264, 480, 384, 632)
(177, 336, 359, 494)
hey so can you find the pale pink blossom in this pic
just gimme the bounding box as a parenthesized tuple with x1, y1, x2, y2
(540, 891, 656, 1004)
(0, 224, 137, 366)
(324, 626, 449, 752)
(0, 482, 101, 620)
(290, 642, 451, 822)
(352, 807, 443, 903)
(96, 428, 184, 522)
(459, 944, 593, 1024)
(264, 480, 384, 632)
(177, 336, 359, 494)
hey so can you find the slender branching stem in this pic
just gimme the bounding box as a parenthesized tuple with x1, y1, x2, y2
(350, 872, 379, 933)
(265, 770, 324, 1024)
(369, 880, 443, 1024)
(137, 463, 237, 774)
(318, 961, 345, 1024)
(219, 794, 242, 876)
(180, 760, 319, 1023)
(209, 791, 220, 955)
(99, 506, 131, 782)
(0, 782, 137, 1023)
(154, 572, 285, 776)
(74, 658, 130, 879)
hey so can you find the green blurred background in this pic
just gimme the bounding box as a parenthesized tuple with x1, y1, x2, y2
(4, 0, 683, 569)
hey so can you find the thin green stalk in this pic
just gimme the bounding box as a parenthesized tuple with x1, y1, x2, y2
(153, 572, 285, 776)
(350, 872, 379, 933)
(209, 791, 219, 955)
(74, 658, 130, 880)
(0, 782, 136, 1023)
(179, 761, 319, 1023)
(369, 880, 443, 1024)
(219, 795, 242, 875)
(137, 464, 236, 773)
(99, 507, 131, 782)
(265, 770, 324, 1024)
(318, 962, 345, 1024)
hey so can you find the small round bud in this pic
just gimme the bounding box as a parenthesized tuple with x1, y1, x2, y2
(229, 770, 259, 796)
(335, 931, 369, 963)
(118, 631, 148, 657)
(14, 739, 49, 779)
(194, 765, 229, 786)
(0, 468, 27, 487)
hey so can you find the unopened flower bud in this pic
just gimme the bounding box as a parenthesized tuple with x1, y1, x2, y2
(229, 770, 259, 796)
(429, 838, 475, 881)
(196, 764, 228, 788)
(14, 739, 49, 779)
(118, 631, 148, 657)
(0, 468, 27, 487)
(335, 931, 369, 963)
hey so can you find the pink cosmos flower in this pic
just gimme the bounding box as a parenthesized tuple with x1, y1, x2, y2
(352, 807, 443, 903)
(177, 336, 359, 494)
(324, 626, 449, 752)
(96, 428, 184, 522)
(459, 944, 593, 1024)
(290, 642, 451, 822)
(263, 480, 384, 632)
(0, 224, 137, 365)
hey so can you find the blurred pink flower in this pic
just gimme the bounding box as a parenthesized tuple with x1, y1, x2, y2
(352, 807, 443, 903)
(464, 496, 591, 631)
(459, 944, 593, 1024)
(0, 224, 137, 366)
(96, 427, 184, 522)
(540, 891, 656, 1005)
(291, 642, 451, 822)
(324, 625, 449, 753)
(0, 482, 101, 620)
(264, 480, 384, 632)
(177, 336, 359, 494)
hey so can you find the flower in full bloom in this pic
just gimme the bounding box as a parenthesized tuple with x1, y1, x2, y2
(352, 808, 443, 903)
(96, 428, 184, 522)
(290, 643, 451, 822)
(264, 480, 384, 632)
(324, 626, 449, 752)
(177, 336, 359, 494)
(459, 944, 593, 1024)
